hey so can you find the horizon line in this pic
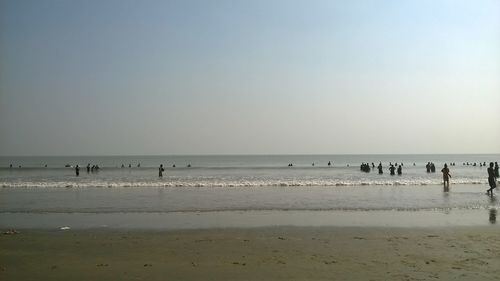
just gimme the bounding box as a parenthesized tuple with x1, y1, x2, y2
(1, 153, 500, 157)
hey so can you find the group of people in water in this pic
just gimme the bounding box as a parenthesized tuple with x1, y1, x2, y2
(440, 162, 498, 193)
(11, 159, 499, 193)
(75, 163, 101, 176)
(359, 162, 404, 175)
(121, 163, 141, 168)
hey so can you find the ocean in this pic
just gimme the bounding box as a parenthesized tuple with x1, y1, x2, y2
(1, 154, 499, 228)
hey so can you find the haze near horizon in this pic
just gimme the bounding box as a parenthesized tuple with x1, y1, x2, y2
(1, 0, 499, 156)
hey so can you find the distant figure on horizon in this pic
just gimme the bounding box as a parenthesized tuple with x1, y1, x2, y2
(172, 164, 176, 168)
(441, 164, 451, 192)
(389, 164, 395, 176)
(129, 164, 132, 168)
(121, 164, 124, 168)
(87, 164, 91, 173)
(137, 163, 141, 168)
(187, 164, 191, 168)
(312, 162, 315, 166)
(397, 165, 402, 175)
(159, 164, 165, 177)
(372, 163, 375, 168)
(9, 164, 12, 168)
(377, 162, 383, 174)
(328, 161, 332, 167)
(75, 165, 80, 176)
(487, 162, 496, 195)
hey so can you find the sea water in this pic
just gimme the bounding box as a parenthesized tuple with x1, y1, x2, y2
(0, 155, 499, 228)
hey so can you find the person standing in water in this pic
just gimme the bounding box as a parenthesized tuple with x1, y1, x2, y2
(487, 162, 497, 195)
(75, 165, 80, 176)
(397, 165, 402, 175)
(389, 164, 396, 175)
(441, 164, 451, 191)
(494, 162, 499, 179)
(377, 162, 383, 174)
(159, 164, 165, 177)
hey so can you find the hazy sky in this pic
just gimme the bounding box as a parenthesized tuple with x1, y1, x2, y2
(1, 0, 499, 155)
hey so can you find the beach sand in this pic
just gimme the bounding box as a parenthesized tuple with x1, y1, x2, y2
(1, 226, 500, 280)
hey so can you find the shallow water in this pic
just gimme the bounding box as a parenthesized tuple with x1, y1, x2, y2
(1, 154, 498, 188)
(1, 155, 498, 229)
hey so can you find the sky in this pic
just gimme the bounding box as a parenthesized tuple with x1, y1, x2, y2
(0, 0, 499, 156)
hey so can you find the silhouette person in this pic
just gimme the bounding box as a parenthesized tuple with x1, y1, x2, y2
(87, 164, 91, 173)
(397, 165, 402, 175)
(441, 164, 451, 192)
(487, 162, 497, 194)
(495, 162, 499, 179)
(75, 165, 80, 176)
(377, 162, 383, 174)
(389, 164, 395, 175)
(159, 164, 165, 177)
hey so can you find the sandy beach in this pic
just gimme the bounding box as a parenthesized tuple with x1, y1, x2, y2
(2, 226, 500, 280)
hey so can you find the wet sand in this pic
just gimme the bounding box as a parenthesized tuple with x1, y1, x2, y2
(1, 226, 500, 280)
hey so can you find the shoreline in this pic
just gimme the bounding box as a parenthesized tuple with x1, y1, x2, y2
(1, 209, 499, 230)
(2, 225, 500, 280)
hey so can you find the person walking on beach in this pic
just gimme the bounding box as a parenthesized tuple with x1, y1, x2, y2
(441, 164, 451, 191)
(75, 165, 80, 176)
(159, 164, 165, 177)
(487, 162, 497, 195)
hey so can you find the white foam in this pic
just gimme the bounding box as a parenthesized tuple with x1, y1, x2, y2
(0, 178, 488, 188)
